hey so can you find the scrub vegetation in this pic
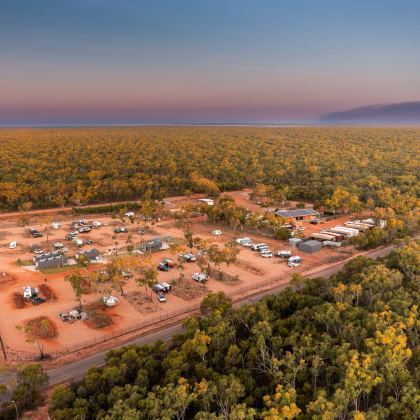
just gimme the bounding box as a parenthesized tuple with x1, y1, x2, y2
(0, 127, 418, 212)
(48, 240, 420, 419)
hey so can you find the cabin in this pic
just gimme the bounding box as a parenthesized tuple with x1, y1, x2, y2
(141, 237, 163, 252)
(299, 240, 322, 253)
(33, 252, 68, 270)
(275, 208, 320, 222)
(76, 248, 101, 261)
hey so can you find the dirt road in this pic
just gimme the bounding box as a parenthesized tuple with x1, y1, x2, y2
(46, 243, 396, 386)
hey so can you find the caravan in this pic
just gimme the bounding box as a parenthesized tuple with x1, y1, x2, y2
(288, 256, 302, 267)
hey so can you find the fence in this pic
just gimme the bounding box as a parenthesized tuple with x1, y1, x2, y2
(6, 273, 291, 362)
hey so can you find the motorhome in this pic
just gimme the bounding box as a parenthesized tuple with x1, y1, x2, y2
(288, 256, 302, 267)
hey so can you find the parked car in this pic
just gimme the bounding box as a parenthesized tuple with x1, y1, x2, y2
(52, 222, 61, 229)
(125, 211, 135, 218)
(297, 226, 305, 231)
(310, 219, 319, 225)
(182, 253, 196, 262)
(212, 229, 223, 236)
(103, 296, 119, 307)
(114, 227, 128, 233)
(79, 226, 92, 233)
(159, 282, 172, 292)
(261, 251, 273, 258)
(162, 258, 175, 267)
(29, 228, 43, 238)
(121, 270, 133, 278)
(31, 296, 46, 305)
(158, 262, 170, 271)
(157, 293, 167, 303)
(92, 221, 102, 228)
(192, 272, 208, 283)
(9, 241, 17, 249)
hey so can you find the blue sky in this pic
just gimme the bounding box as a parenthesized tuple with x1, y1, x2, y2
(1, 0, 419, 124)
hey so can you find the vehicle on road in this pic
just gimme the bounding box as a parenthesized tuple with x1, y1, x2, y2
(29, 228, 43, 238)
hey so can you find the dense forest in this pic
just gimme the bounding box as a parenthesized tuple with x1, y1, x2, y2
(0, 127, 419, 210)
(48, 240, 419, 419)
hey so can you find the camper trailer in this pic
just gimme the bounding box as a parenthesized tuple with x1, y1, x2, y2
(288, 256, 302, 267)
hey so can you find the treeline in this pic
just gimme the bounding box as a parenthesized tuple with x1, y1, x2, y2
(48, 240, 420, 419)
(0, 127, 418, 210)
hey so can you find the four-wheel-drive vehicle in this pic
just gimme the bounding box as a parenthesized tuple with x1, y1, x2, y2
(65, 231, 78, 240)
(310, 219, 319, 225)
(192, 272, 209, 283)
(103, 295, 119, 307)
(158, 262, 170, 271)
(29, 228, 43, 238)
(59, 309, 88, 322)
(92, 221, 102, 228)
(9, 241, 17, 249)
(251, 243, 267, 251)
(162, 258, 174, 267)
(212, 229, 223, 236)
(157, 293, 167, 303)
(54, 242, 64, 249)
(73, 238, 84, 247)
(121, 270, 133, 278)
(79, 226, 92, 233)
(31, 296, 46, 305)
(114, 227, 128, 233)
(159, 282, 172, 292)
(125, 211, 135, 218)
(182, 253, 196, 262)
(261, 251, 273, 258)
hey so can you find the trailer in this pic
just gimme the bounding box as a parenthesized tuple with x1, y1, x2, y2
(329, 226, 359, 238)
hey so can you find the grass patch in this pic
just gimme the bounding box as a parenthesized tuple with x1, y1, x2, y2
(26, 316, 57, 339)
(13, 292, 26, 309)
(125, 291, 160, 314)
(171, 276, 208, 301)
(84, 301, 114, 329)
(16, 259, 33, 267)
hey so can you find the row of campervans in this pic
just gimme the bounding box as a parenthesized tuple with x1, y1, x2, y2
(236, 237, 301, 267)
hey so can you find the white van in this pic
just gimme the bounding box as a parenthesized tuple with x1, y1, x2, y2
(251, 243, 266, 251)
(288, 256, 302, 267)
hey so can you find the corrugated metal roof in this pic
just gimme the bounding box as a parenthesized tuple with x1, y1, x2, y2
(275, 208, 320, 218)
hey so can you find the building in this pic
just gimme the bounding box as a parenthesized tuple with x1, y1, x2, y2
(141, 237, 163, 252)
(299, 240, 322, 253)
(33, 252, 68, 270)
(275, 208, 320, 222)
(288, 238, 302, 248)
(76, 248, 101, 261)
(197, 198, 214, 206)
